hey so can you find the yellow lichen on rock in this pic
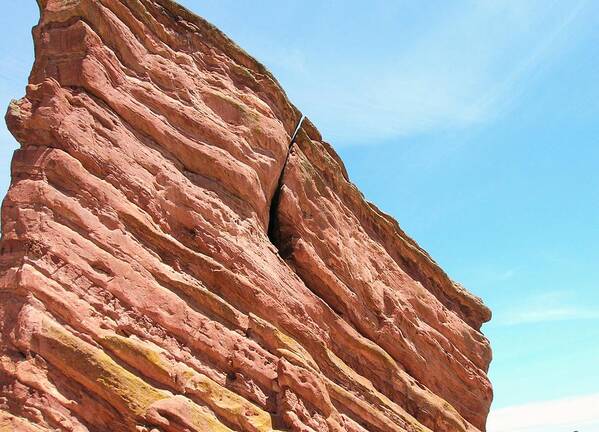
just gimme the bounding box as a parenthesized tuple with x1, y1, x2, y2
(30, 317, 236, 431)
(34, 318, 168, 419)
(248, 313, 320, 372)
(100, 333, 274, 432)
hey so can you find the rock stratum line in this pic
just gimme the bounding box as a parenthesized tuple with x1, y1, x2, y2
(0, 1, 493, 431)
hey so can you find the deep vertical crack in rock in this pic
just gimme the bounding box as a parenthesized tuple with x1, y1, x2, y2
(267, 115, 305, 250)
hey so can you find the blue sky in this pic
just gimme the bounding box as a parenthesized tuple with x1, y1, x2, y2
(2, 2, 598, 431)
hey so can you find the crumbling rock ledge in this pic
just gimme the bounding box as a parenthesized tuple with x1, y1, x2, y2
(0, 1, 492, 431)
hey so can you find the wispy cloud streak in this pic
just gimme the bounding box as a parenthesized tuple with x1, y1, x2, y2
(488, 393, 599, 432)
(501, 307, 599, 325)
(494, 290, 599, 326)
(287, 0, 593, 144)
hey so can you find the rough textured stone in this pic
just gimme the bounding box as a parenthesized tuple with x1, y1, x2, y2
(0, 1, 493, 431)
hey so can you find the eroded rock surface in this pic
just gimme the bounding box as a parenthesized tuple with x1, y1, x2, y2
(0, 1, 493, 431)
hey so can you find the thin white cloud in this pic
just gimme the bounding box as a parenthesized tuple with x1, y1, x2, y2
(288, 0, 593, 144)
(497, 268, 517, 281)
(264, 46, 308, 75)
(502, 307, 599, 325)
(495, 291, 599, 326)
(488, 393, 599, 432)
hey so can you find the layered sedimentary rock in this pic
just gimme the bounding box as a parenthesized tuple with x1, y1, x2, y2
(0, 1, 493, 431)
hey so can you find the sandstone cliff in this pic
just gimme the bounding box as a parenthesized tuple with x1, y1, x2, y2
(0, 1, 493, 431)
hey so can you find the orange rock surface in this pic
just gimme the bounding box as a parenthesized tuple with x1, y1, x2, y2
(0, 1, 493, 431)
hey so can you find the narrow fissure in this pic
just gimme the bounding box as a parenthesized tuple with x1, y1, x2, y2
(267, 115, 305, 248)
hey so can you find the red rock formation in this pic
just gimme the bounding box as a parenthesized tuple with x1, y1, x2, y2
(0, 1, 492, 431)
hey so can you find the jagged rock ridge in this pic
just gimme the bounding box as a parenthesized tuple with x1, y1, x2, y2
(0, 1, 493, 431)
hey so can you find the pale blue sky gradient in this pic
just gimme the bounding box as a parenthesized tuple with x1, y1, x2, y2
(1, 2, 598, 431)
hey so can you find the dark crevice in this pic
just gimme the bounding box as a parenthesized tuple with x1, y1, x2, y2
(267, 115, 304, 247)
(258, 121, 461, 430)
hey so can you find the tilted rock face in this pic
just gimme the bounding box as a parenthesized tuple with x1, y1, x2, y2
(0, 1, 493, 431)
